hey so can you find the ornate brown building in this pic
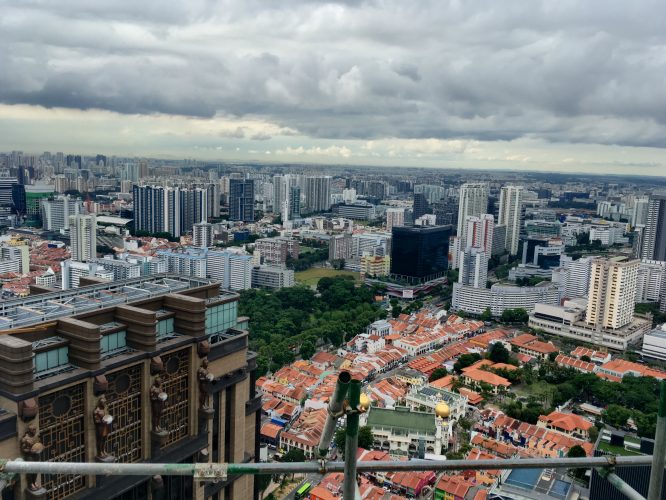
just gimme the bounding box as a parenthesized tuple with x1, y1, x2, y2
(0, 275, 262, 500)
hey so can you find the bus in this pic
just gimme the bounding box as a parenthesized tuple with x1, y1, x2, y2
(295, 482, 312, 499)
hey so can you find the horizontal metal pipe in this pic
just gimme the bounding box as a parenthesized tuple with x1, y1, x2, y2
(0, 455, 655, 478)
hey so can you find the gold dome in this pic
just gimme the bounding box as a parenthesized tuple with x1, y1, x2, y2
(435, 402, 450, 419)
(359, 393, 371, 412)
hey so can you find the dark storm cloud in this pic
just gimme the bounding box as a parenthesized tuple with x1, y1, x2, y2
(1, 0, 665, 147)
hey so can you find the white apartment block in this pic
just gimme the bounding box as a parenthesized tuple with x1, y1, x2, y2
(636, 260, 666, 303)
(452, 281, 559, 316)
(41, 195, 85, 231)
(499, 185, 524, 256)
(386, 208, 405, 231)
(193, 222, 213, 248)
(206, 250, 253, 291)
(251, 265, 294, 289)
(459, 247, 488, 289)
(457, 183, 489, 242)
(69, 214, 97, 262)
(642, 325, 666, 361)
(463, 214, 494, 255)
(61, 260, 114, 290)
(89, 257, 141, 281)
(529, 301, 651, 351)
(586, 257, 639, 330)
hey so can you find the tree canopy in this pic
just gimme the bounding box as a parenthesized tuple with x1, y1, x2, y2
(335, 426, 374, 454)
(239, 277, 384, 375)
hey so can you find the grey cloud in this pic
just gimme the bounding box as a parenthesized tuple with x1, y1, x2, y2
(250, 132, 272, 141)
(0, 0, 665, 147)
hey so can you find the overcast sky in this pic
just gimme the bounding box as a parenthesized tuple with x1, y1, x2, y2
(1, 0, 665, 175)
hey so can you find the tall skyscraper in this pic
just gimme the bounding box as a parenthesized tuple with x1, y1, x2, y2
(498, 185, 524, 255)
(586, 257, 639, 330)
(289, 186, 301, 219)
(462, 214, 494, 255)
(459, 247, 488, 289)
(386, 208, 405, 231)
(69, 214, 97, 262)
(304, 176, 331, 213)
(641, 193, 666, 261)
(272, 174, 287, 214)
(413, 193, 428, 220)
(457, 183, 489, 243)
(391, 225, 452, 280)
(229, 179, 255, 222)
(133, 185, 208, 237)
(133, 185, 165, 235)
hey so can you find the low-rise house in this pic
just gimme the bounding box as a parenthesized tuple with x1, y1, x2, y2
(555, 354, 595, 373)
(509, 333, 558, 361)
(537, 411, 594, 440)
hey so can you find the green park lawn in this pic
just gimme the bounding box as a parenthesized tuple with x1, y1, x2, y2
(294, 268, 361, 287)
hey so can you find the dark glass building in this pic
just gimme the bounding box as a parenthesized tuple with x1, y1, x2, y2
(391, 225, 452, 281)
(229, 179, 255, 222)
(413, 193, 429, 220)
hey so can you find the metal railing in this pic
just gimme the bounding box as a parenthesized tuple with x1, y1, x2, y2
(1, 373, 664, 500)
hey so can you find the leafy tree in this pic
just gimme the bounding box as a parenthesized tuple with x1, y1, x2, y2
(567, 445, 586, 458)
(429, 368, 449, 382)
(500, 308, 529, 324)
(454, 353, 482, 374)
(580, 355, 591, 362)
(480, 307, 492, 322)
(335, 426, 374, 455)
(299, 341, 315, 360)
(487, 342, 510, 364)
(588, 426, 599, 443)
(282, 448, 306, 462)
(602, 404, 632, 428)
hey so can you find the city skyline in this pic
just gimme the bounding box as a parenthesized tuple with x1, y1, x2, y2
(1, 1, 665, 176)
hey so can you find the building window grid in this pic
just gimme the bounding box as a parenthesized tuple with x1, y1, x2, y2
(39, 384, 87, 499)
(104, 365, 143, 463)
(205, 302, 238, 336)
(101, 330, 127, 356)
(160, 349, 190, 448)
(34, 346, 69, 375)
(157, 318, 176, 338)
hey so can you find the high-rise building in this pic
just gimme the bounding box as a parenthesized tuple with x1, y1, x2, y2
(386, 208, 405, 232)
(229, 179, 255, 222)
(206, 250, 253, 291)
(462, 214, 494, 255)
(459, 247, 488, 289)
(134, 186, 213, 237)
(641, 193, 666, 261)
(289, 186, 301, 219)
(586, 257, 639, 330)
(329, 233, 353, 261)
(207, 182, 221, 218)
(133, 185, 165, 235)
(457, 183, 489, 240)
(41, 195, 85, 231)
(304, 176, 331, 213)
(69, 214, 97, 262)
(631, 197, 649, 227)
(251, 265, 295, 289)
(391, 225, 452, 281)
(412, 193, 428, 221)
(193, 222, 213, 248)
(498, 185, 524, 255)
